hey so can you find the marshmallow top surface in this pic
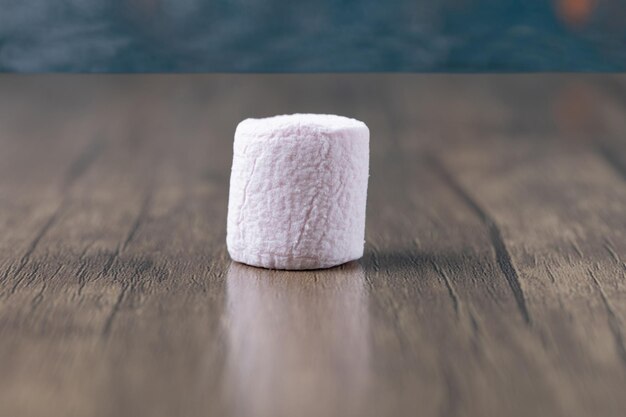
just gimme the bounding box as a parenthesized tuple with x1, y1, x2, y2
(236, 113, 368, 139)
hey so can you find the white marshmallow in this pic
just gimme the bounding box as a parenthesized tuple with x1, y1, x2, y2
(227, 114, 369, 270)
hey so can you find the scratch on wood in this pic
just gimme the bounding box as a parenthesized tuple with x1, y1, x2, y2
(545, 266, 557, 285)
(122, 190, 152, 252)
(430, 260, 460, 318)
(75, 241, 96, 296)
(101, 282, 129, 338)
(569, 238, 583, 259)
(604, 238, 621, 264)
(30, 282, 48, 313)
(76, 261, 90, 297)
(429, 156, 532, 326)
(588, 268, 626, 367)
(369, 248, 381, 274)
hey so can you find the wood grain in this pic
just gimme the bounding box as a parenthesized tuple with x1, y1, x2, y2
(0, 74, 625, 417)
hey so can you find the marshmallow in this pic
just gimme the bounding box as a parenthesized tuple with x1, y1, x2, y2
(227, 114, 369, 270)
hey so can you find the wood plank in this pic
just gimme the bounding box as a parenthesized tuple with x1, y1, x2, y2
(402, 75, 626, 415)
(0, 74, 625, 417)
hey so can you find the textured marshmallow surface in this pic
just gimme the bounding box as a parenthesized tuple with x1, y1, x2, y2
(227, 114, 369, 270)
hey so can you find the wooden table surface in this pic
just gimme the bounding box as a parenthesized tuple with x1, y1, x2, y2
(1, 74, 625, 417)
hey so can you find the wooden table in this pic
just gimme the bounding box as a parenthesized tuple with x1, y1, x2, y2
(1, 74, 625, 417)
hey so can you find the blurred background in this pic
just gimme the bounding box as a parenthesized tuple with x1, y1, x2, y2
(1, 0, 625, 72)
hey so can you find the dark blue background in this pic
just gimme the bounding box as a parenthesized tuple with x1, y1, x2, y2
(1, 0, 625, 72)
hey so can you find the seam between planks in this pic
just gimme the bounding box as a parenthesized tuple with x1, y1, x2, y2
(428, 156, 532, 326)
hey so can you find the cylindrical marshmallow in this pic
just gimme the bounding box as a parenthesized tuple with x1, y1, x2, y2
(227, 114, 369, 270)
